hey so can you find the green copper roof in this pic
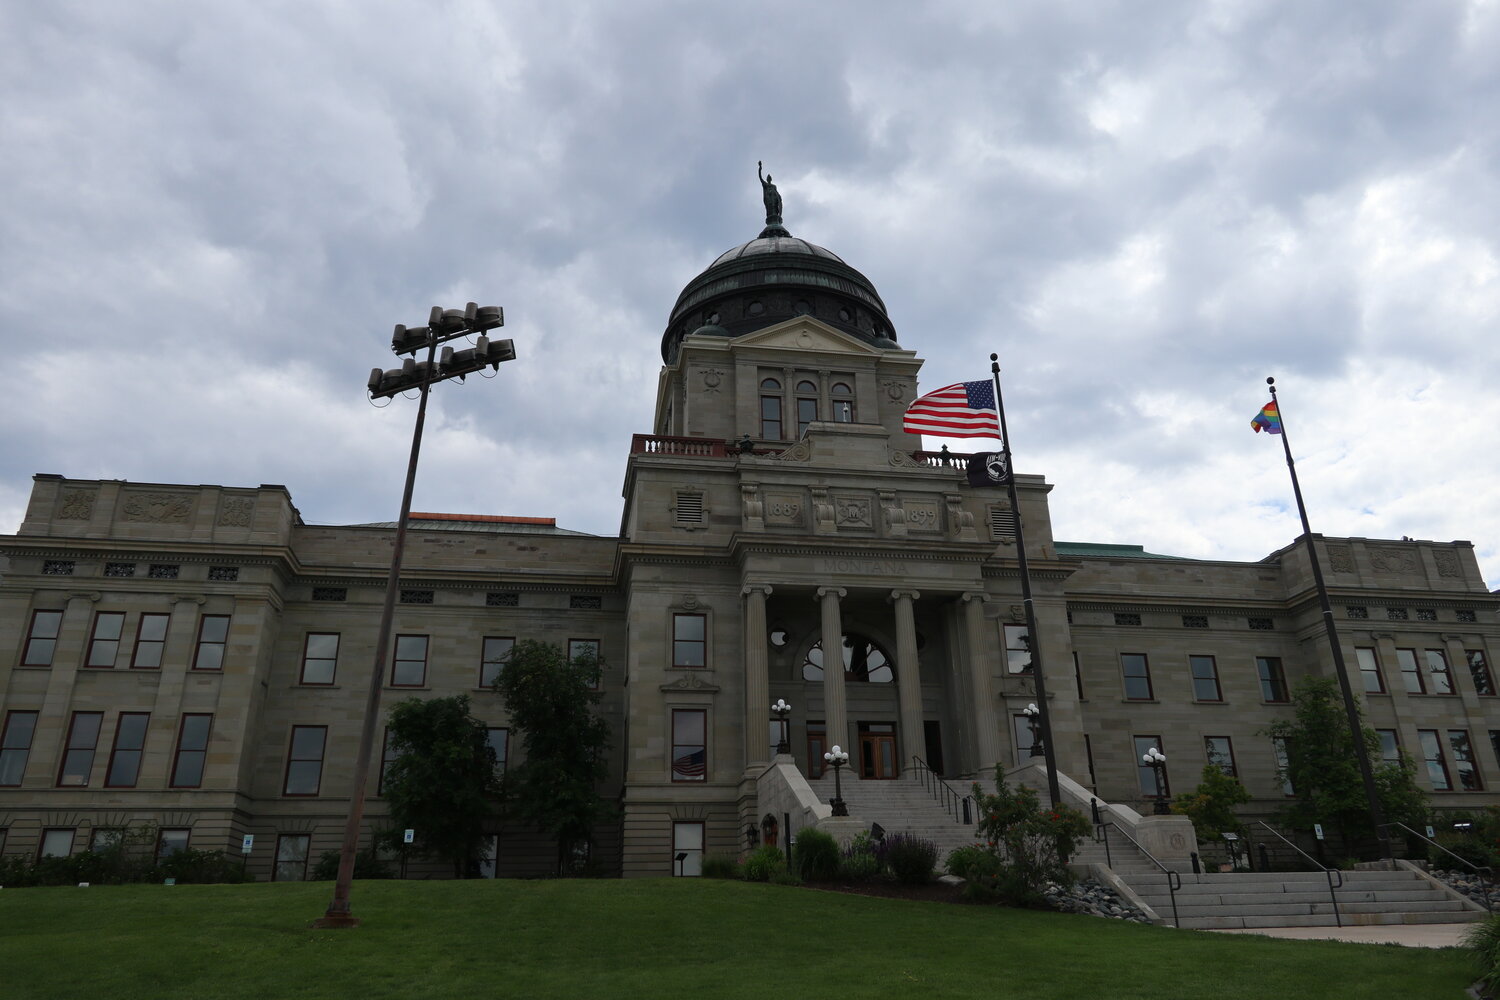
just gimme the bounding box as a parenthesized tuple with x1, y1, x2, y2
(1054, 541, 1195, 561)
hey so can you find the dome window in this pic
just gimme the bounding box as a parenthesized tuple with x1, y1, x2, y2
(747, 300, 765, 317)
(837, 307, 852, 323)
(794, 299, 812, 316)
(802, 634, 894, 683)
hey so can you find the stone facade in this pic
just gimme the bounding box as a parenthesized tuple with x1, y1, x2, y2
(2, 225, 1498, 880)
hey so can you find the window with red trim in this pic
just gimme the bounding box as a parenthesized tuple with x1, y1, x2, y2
(392, 635, 427, 686)
(193, 615, 229, 671)
(57, 712, 103, 786)
(0, 711, 39, 787)
(283, 726, 327, 796)
(132, 613, 169, 669)
(300, 633, 339, 685)
(85, 612, 125, 668)
(105, 712, 150, 788)
(21, 610, 63, 666)
(170, 714, 213, 787)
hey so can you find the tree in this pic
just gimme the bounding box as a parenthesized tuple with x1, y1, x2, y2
(1172, 765, 1252, 842)
(382, 694, 501, 877)
(493, 639, 612, 875)
(1264, 676, 1427, 858)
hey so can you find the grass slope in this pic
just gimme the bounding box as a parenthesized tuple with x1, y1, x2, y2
(0, 879, 1476, 999)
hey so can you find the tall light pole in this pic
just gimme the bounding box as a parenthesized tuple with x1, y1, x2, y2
(315, 303, 513, 928)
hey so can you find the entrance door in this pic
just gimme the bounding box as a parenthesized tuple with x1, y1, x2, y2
(807, 722, 826, 778)
(858, 722, 898, 779)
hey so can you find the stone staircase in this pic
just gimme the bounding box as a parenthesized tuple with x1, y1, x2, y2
(1123, 868, 1485, 929)
(797, 762, 1485, 930)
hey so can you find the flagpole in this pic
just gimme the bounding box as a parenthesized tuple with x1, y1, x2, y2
(1265, 376, 1391, 859)
(991, 353, 1061, 807)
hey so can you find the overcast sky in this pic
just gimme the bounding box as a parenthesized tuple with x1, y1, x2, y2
(3, 1, 1497, 588)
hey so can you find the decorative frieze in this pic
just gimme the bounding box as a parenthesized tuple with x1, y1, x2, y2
(58, 490, 96, 521)
(1433, 549, 1462, 578)
(121, 492, 192, 524)
(217, 497, 255, 528)
(1369, 547, 1418, 574)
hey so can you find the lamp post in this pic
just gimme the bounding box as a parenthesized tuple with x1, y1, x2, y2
(771, 699, 791, 755)
(1023, 702, 1044, 758)
(315, 303, 513, 929)
(824, 745, 850, 816)
(1142, 746, 1170, 815)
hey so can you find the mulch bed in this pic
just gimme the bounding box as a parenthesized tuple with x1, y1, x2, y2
(801, 879, 969, 904)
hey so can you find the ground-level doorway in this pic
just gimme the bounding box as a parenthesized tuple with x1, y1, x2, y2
(858, 722, 898, 779)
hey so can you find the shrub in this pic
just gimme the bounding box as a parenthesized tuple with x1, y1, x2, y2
(1465, 913, 1500, 996)
(700, 854, 739, 879)
(884, 833, 939, 885)
(839, 849, 883, 881)
(741, 845, 785, 882)
(310, 848, 394, 881)
(158, 848, 251, 884)
(792, 828, 840, 882)
(960, 770, 1092, 907)
(945, 844, 1006, 902)
(769, 868, 802, 886)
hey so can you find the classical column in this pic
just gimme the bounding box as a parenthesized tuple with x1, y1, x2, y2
(817, 587, 849, 752)
(743, 584, 773, 764)
(962, 592, 1003, 770)
(890, 590, 925, 769)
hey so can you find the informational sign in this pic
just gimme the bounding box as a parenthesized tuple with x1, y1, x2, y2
(163, 878, 176, 886)
(403, 829, 415, 844)
(241, 834, 254, 855)
(1426, 825, 1436, 839)
(1313, 823, 1325, 840)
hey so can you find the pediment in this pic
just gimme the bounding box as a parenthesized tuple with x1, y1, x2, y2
(728, 317, 884, 357)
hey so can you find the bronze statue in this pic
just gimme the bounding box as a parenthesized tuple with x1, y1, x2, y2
(758, 161, 783, 226)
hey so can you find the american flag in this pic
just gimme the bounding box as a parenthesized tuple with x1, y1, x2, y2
(672, 748, 706, 779)
(902, 380, 1001, 439)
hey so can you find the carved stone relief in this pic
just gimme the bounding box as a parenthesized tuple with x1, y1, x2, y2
(740, 485, 764, 529)
(882, 380, 909, 402)
(120, 492, 192, 524)
(834, 496, 872, 528)
(1369, 547, 1418, 574)
(57, 489, 96, 521)
(1326, 544, 1354, 573)
(763, 492, 803, 527)
(878, 490, 906, 537)
(1433, 550, 1462, 579)
(905, 500, 940, 533)
(218, 497, 255, 528)
(887, 448, 924, 469)
(698, 368, 724, 393)
(810, 487, 836, 534)
(776, 440, 813, 463)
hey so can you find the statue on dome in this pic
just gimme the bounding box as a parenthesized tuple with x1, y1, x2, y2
(758, 161, 783, 227)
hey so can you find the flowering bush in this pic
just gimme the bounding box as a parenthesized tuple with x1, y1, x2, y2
(883, 833, 939, 884)
(949, 770, 1092, 906)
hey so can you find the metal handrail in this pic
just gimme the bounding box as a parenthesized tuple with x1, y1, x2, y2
(1381, 821, 1494, 913)
(1253, 822, 1344, 927)
(907, 756, 975, 825)
(1098, 819, 1182, 928)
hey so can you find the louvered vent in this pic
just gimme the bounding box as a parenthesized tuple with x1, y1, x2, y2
(675, 493, 705, 524)
(988, 506, 1017, 538)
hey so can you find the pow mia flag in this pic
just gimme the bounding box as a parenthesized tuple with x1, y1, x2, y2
(966, 451, 1011, 487)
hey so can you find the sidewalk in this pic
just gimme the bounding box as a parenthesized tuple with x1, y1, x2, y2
(1209, 922, 1474, 949)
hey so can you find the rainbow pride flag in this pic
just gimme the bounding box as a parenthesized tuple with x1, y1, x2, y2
(1251, 400, 1281, 434)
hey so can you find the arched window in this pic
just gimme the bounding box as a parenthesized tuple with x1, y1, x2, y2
(759, 378, 783, 439)
(802, 633, 894, 683)
(831, 382, 854, 423)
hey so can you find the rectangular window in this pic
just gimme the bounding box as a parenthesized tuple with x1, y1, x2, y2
(1133, 735, 1168, 797)
(85, 612, 125, 668)
(1256, 657, 1289, 703)
(274, 833, 311, 882)
(57, 711, 103, 786)
(39, 828, 75, 859)
(796, 396, 818, 436)
(1272, 737, 1295, 795)
(570, 638, 601, 691)
(1418, 729, 1452, 790)
(131, 613, 169, 669)
(1377, 729, 1402, 765)
(1189, 655, 1222, 702)
(1073, 652, 1084, 699)
(193, 615, 230, 671)
(1425, 649, 1454, 695)
(480, 637, 514, 687)
(760, 394, 783, 440)
(157, 828, 190, 862)
(1204, 736, 1237, 777)
(1356, 647, 1385, 694)
(672, 821, 705, 877)
(21, 609, 64, 666)
(1083, 733, 1097, 786)
(1121, 654, 1153, 700)
(671, 709, 706, 782)
(1469, 651, 1495, 696)
(1012, 712, 1038, 762)
(392, 635, 428, 687)
(807, 721, 826, 779)
(1397, 649, 1424, 694)
(1004, 625, 1032, 674)
(0, 711, 39, 787)
(672, 614, 706, 668)
(485, 727, 508, 776)
(171, 714, 213, 788)
(1491, 731, 1500, 772)
(1450, 730, 1482, 790)
(283, 726, 327, 796)
(300, 633, 339, 685)
(105, 712, 150, 788)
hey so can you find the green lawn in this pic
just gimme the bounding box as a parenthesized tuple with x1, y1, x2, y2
(0, 878, 1477, 999)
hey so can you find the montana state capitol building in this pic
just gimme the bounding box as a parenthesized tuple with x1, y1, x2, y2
(2, 193, 1497, 880)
